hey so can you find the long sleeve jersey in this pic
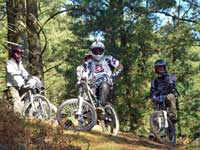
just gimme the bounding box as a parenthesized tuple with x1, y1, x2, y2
(6, 58, 29, 87)
(150, 73, 178, 98)
(77, 55, 123, 86)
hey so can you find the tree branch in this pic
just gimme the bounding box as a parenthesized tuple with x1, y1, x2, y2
(38, 6, 87, 34)
(43, 61, 66, 74)
(153, 11, 199, 24)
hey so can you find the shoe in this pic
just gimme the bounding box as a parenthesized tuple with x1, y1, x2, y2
(169, 114, 178, 123)
(148, 134, 156, 141)
(96, 107, 104, 114)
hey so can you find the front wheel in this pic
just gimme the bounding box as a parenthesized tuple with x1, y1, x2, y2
(100, 104, 119, 136)
(22, 94, 51, 120)
(56, 98, 97, 131)
(150, 111, 176, 145)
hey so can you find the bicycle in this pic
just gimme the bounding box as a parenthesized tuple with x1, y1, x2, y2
(150, 95, 176, 145)
(3, 76, 51, 120)
(56, 78, 119, 136)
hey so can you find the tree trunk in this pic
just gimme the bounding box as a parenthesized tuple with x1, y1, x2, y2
(6, 0, 26, 57)
(26, 0, 43, 80)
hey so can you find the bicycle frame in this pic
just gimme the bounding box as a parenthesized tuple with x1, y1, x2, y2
(77, 80, 98, 116)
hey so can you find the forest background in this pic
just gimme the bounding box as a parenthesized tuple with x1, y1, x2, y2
(0, 0, 199, 143)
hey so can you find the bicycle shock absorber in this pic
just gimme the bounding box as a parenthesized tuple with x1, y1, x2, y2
(162, 111, 169, 128)
(77, 95, 83, 115)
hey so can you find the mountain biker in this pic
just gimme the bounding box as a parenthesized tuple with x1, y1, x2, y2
(76, 40, 123, 108)
(76, 51, 93, 84)
(149, 59, 179, 139)
(6, 45, 30, 115)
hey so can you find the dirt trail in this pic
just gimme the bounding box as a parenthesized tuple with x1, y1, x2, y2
(65, 129, 186, 150)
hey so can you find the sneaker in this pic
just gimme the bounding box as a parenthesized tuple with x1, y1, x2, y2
(96, 107, 104, 114)
(148, 134, 156, 141)
(169, 114, 178, 123)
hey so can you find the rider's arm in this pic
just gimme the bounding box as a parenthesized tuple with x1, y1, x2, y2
(76, 62, 91, 84)
(113, 63, 123, 77)
(20, 63, 29, 80)
(150, 79, 159, 102)
(6, 60, 22, 76)
(76, 65, 84, 82)
(169, 74, 179, 96)
(106, 56, 123, 77)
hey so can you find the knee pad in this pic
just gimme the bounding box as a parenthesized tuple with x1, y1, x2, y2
(101, 82, 110, 91)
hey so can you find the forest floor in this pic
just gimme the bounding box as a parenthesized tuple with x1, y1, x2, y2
(64, 125, 187, 150)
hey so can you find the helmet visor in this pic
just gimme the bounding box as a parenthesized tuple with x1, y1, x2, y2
(91, 48, 104, 55)
(155, 65, 166, 73)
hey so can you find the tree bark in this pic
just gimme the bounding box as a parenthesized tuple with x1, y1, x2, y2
(26, 0, 43, 80)
(6, 0, 26, 57)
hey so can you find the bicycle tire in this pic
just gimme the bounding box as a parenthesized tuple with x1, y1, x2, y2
(56, 98, 97, 131)
(100, 104, 119, 136)
(22, 94, 51, 120)
(150, 111, 176, 145)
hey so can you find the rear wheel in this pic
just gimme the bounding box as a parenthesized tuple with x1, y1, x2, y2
(150, 111, 176, 145)
(100, 104, 119, 136)
(56, 98, 97, 131)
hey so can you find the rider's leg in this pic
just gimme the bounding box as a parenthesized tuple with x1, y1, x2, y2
(99, 82, 110, 106)
(165, 94, 177, 123)
(8, 86, 23, 115)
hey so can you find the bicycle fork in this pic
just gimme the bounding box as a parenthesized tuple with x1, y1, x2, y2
(158, 110, 169, 129)
(28, 91, 36, 112)
(77, 95, 83, 115)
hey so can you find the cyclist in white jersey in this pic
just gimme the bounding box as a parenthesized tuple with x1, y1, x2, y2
(77, 41, 123, 106)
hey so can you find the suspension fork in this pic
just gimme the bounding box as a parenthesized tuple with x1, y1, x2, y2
(157, 95, 168, 128)
(38, 96, 45, 113)
(77, 94, 84, 115)
(28, 90, 36, 112)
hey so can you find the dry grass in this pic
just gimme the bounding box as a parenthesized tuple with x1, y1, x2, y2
(63, 129, 186, 150)
(0, 92, 188, 150)
(0, 95, 81, 150)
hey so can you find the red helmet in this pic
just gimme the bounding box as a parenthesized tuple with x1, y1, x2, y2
(11, 45, 24, 62)
(154, 59, 167, 74)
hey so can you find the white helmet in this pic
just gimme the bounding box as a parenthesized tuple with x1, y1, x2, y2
(90, 41, 105, 61)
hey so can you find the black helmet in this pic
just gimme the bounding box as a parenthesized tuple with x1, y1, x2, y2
(11, 45, 24, 62)
(11, 45, 24, 54)
(154, 59, 167, 74)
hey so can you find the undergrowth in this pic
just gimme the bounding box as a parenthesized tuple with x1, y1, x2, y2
(0, 92, 81, 150)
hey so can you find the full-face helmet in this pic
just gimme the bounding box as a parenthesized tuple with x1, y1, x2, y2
(154, 59, 167, 74)
(90, 41, 105, 61)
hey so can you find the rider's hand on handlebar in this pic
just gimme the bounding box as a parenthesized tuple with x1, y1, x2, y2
(152, 95, 160, 103)
(76, 79, 86, 88)
(152, 95, 164, 104)
(112, 72, 119, 78)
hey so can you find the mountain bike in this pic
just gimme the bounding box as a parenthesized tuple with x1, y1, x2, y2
(150, 95, 176, 145)
(22, 76, 51, 120)
(4, 76, 51, 120)
(56, 78, 119, 136)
